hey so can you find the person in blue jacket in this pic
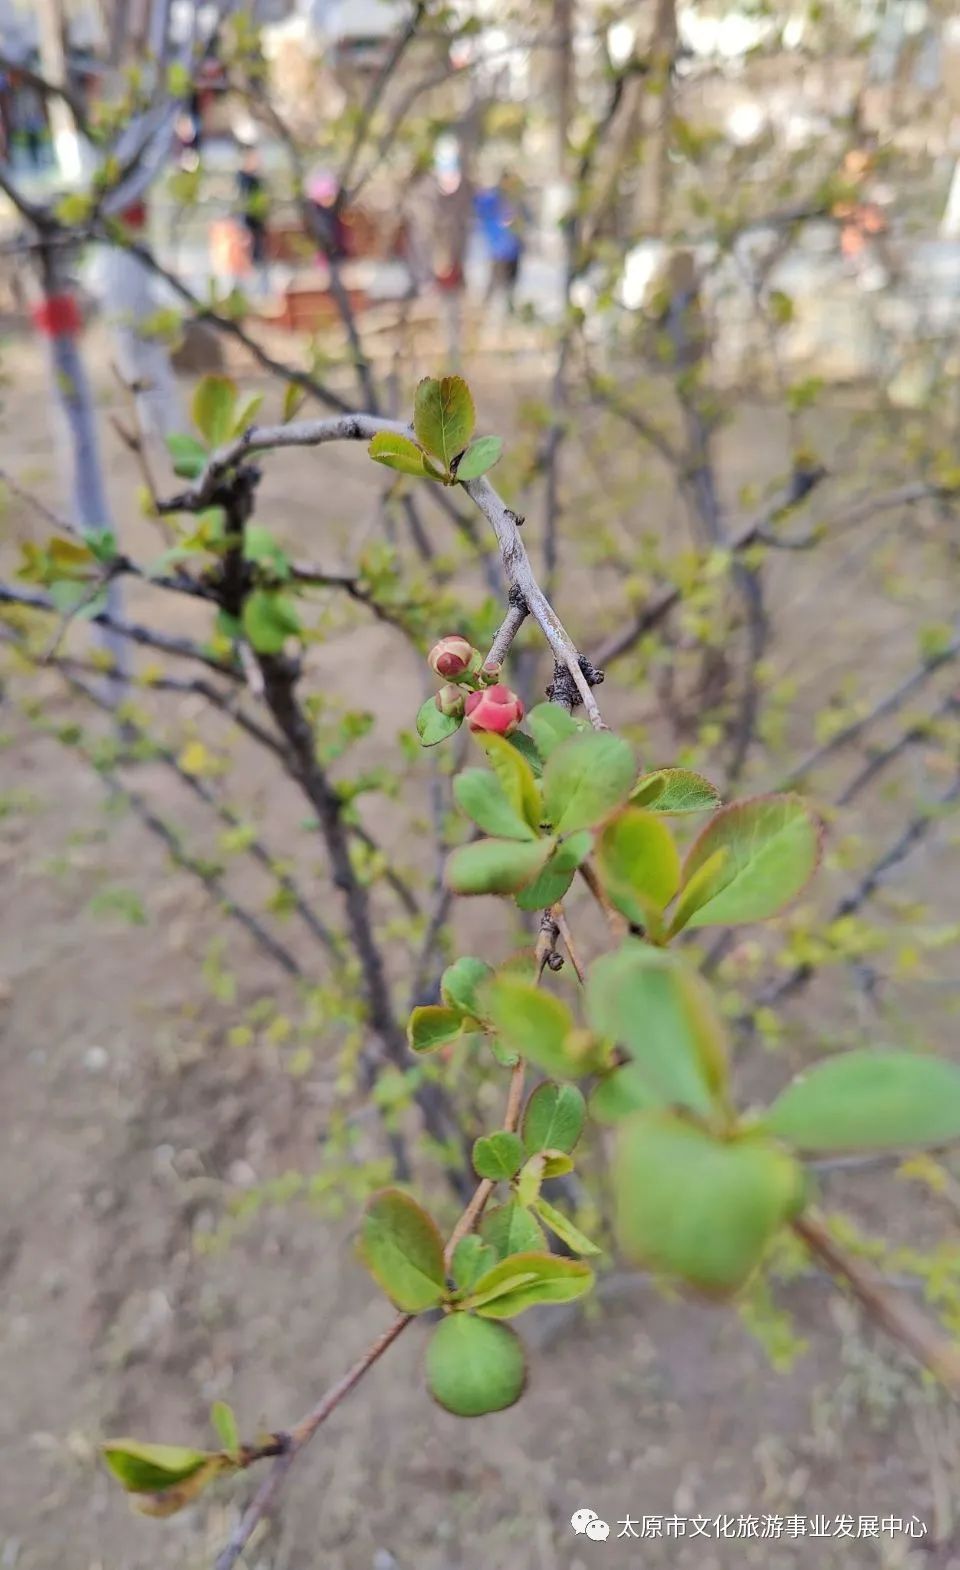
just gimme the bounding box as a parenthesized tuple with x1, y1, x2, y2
(474, 172, 529, 311)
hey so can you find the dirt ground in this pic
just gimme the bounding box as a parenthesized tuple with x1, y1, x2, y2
(3, 320, 960, 1570)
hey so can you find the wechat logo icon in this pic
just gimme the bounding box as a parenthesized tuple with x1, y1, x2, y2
(571, 1508, 610, 1542)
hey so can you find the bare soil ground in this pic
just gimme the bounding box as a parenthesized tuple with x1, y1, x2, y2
(2, 320, 960, 1570)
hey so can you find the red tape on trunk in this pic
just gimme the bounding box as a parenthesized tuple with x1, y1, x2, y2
(31, 293, 82, 337)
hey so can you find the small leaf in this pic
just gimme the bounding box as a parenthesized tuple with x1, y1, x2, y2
(514, 829, 593, 912)
(425, 1313, 526, 1416)
(241, 589, 301, 654)
(614, 1114, 805, 1295)
(283, 382, 307, 423)
(441, 956, 492, 1017)
(762, 1050, 960, 1153)
(480, 1200, 547, 1258)
(473, 1131, 525, 1181)
(455, 435, 504, 481)
(358, 1189, 446, 1313)
(543, 731, 637, 835)
(590, 1062, 662, 1123)
(192, 375, 238, 447)
(167, 433, 207, 479)
(670, 795, 823, 933)
(232, 393, 265, 437)
(521, 1082, 586, 1155)
(414, 375, 476, 466)
(408, 1005, 463, 1054)
(509, 732, 543, 777)
(210, 1401, 239, 1456)
(476, 733, 541, 831)
(368, 430, 431, 477)
(526, 703, 583, 761)
(632, 768, 721, 814)
(451, 1235, 497, 1292)
(595, 807, 681, 927)
(417, 696, 462, 747)
(533, 1197, 601, 1256)
(101, 1440, 214, 1494)
(586, 943, 728, 1116)
(466, 1252, 594, 1318)
(479, 974, 599, 1078)
(132, 1458, 227, 1517)
(454, 769, 538, 841)
(243, 524, 290, 578)
(445, 837, 554, 896)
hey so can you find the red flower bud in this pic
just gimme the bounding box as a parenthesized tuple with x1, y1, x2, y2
(464, 683, 524, 736)
(479, 660, 502, 686)
(428, 634, 476, 680)
(435, 683, 465, 719)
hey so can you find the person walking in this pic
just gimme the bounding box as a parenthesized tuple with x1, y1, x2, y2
(475, 171, 529, 313)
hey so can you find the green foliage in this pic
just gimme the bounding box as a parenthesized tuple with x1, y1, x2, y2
(414, 375, 476, 467)
(631, 768, 721, 814)
(515, 829, 593, 911)
(614, 1115, 806, 1295)
(451, 1235, 496, 1292)
(669, 795, 823, 933)
(464, 1251, 594, 1317)
(526, 702, 583, 759)
(762, 1050, 960, 1153)
(192, 376, 239, 448)
(480, 1200, 547, 1258)
(358, 1189, 446, 1313)
(532, 1196, 601, 1256)
(476, 733, 541, 831)
(473, 1130, 525, 1180)
(407, 1005, 463, 1054)
(521, 1082, 586, 1154)
(542, 731, 636, 835)
(454, 435, 504, 481)
(210, 1401, 240, 1458)
(445, 836, 554, 895)
(241, 589, 301, 654)
(595, 807, 680, 931)
(440, 956, 492, 1017)
(425, 1314, 525, 1416)
(369, 431, 437, 478)
(479, 972, 606, 1077)
(454, 768, 538, 840)
(416, 695, 463, 745)
(101, 1440, 229, 1513)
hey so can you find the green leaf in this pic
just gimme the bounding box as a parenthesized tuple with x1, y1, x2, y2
(543, 731, 637, 835)
(232, 393, 265, 437)
(466, 1252, 594, 1318)
(632, 768, 721, 815)
(283, 381, 307, 423)
(451, 1235, 497, 1293)
(368, 430, 431, 477)
(455, 435, 503, 481)
(445, 837, 554, 896)
(762, 1050, 960, 1153)
(243, 525, 290, 578)
(522, 1082, 586, 1154)
(515, 829, 593, 911)
(414, 375, 475, 466)
(476, 733, 542, 831)
(192, 375, 238, 448)
(479, 973, 599, 1078)
(515, 1151, 572, 1207)
(416, 695, 462, 747)
(670, 795, 823, 933)
(508, 732, 543, 777)
(480, 1200, 546, 1258)
(167, 433, 207, 480)
(586, 944, 728, 1116)
(454, 769, 538, 841)
(408, 1005, 463, 1054)
(358, 1189, 446, 1312)
(590, 1062, 662, 1123)
(473, 1131, 525, 1181)
(241, 589, 301, 654)
(425, 1314, 525, 1416)
(595, 807, 681, 927)
(101, 1440, 214, 1494)
(210, 1401, 239, 1456)
(441, 956, 492, 1018)
(533, 1197, 601, 1256)
(526, 703, 583, 761)
(614, 1114, 805, 1295)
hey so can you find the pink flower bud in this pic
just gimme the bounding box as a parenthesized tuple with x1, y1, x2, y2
(428, 634, 476, 681)
(479, 660, 502, 686)
(464, 683, 524, 736)
(435, 683, 465, 719)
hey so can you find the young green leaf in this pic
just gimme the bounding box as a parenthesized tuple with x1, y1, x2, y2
(167, 432, 207, 479)
(614, 1114, 806, 1294)
(455, 435, 503, 481)
(542, 731, 637, 835)
(101, 1440, 215, 1495)
(453, 769, 538, 841)
(476, 733, 542, 830)
(586, 943, 728, 1116)
(210, 1401, 239, 1456)
(358, 1189, 446, 1313)
(509, 732, 543, 777)
(481, 1200, 547, 1258)
(232, 393, 265, 437)
(130, 1458, 227, 1518)
(466, 1252, 594, 1318)
(416, 695, 462, 746)
(521, 1081, 586, 1155)
(473, 1130, 525, 1181)
(479, 973, 599, 1077)
(590, 1062, 662, 1123)
(533, 1197, 602, 1256)
(441, 956, 493, 1018)
(445, 836, 554, 896)
(669, 795, 823, 933)
(243, 525, 290, 578)
(526, 703, 583, 761)
(451, 1234, 497, 1293)
(241, 589, 301, 654)
(595, 807, 681, 927)
(515, 1151, 572, 1207)
(631, 768, 721, 815)
(192, 375, 238, 448)
(515, 830, 593, 911)
(425, 1313, 526, 1417)
(762, 1049, 960, 1153)
(368, 430, 431, 477)
(414, 375, 476, 466)
(408, 1005, 463, 1054)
